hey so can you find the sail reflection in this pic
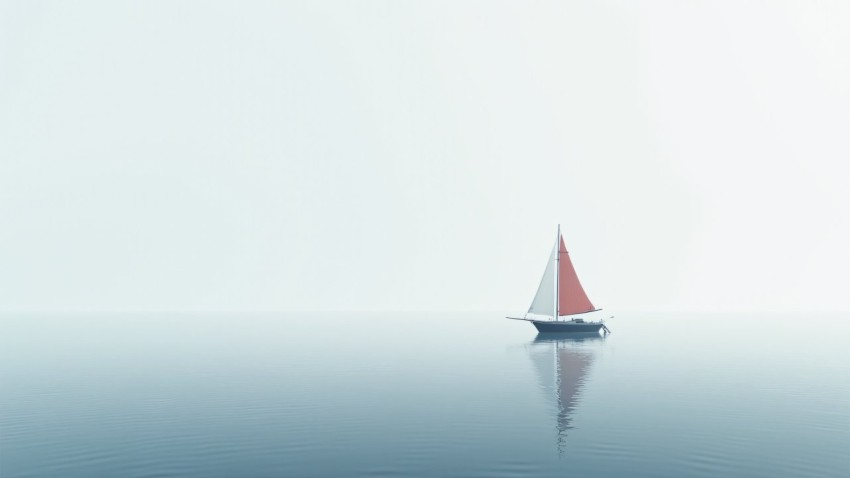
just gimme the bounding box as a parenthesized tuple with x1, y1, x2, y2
(528, 333, 604, 454)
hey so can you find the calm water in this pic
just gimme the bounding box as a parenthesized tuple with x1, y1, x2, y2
(1, 312, 848, 477)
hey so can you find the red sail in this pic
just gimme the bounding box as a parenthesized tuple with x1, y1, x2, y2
(558, 237, 595, 316)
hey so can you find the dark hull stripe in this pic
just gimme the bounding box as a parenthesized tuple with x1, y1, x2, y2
(532, 321, 604, 333)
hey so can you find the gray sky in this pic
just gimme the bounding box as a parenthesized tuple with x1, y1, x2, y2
(1, 1, 848, 313)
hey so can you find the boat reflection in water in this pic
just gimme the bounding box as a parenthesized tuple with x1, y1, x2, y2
(527, 333, 604, 454)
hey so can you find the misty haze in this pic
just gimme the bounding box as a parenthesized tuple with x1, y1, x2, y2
(1, 1, 848, 477)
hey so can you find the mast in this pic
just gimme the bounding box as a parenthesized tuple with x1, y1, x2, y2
(555, 224, 560, 321)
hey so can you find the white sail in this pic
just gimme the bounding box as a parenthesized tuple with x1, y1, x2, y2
(528, 242, 557, 316)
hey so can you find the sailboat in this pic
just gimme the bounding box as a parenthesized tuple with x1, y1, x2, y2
(507, 225, 610, 334)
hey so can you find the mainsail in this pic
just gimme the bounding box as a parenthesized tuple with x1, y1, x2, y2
(558, 237, 595, 316)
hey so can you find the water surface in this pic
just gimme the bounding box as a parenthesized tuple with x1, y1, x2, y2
(1, 312, 848, 477)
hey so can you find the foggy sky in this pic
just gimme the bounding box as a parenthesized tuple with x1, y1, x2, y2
(2, 1, 848, 312)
